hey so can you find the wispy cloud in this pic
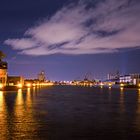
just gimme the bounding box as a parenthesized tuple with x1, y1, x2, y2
(4, 0, 140, 56)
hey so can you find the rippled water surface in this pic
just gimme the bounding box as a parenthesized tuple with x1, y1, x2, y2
(0, 86, 140, 140)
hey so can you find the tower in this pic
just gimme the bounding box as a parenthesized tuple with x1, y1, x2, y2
(38, 71, 46, 82)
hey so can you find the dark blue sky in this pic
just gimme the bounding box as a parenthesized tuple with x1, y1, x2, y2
(0, 0, 140, 81)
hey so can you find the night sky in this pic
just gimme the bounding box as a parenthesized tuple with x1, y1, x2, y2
(0, 0, 140, 81)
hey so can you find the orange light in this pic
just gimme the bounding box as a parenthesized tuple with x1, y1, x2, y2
(26, 83, 31, 87)
(109, 83, 112, 86)
(32, 83, 36, 87)
(120, 83, 124, 87)
(0, 84, 3, 89)
(17, 83, 22, 88)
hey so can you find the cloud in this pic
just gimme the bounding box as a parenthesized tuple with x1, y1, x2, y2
(4, 0, 140, 56)
(4, 38, 37, 50)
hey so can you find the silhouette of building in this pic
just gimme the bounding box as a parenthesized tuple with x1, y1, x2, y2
(0, 60, 8, 86)
(38, 71, 46, 82)
(107, 71, 120, 81)
(7, 76, 24, 86)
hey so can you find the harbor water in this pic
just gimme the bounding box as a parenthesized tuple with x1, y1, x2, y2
(0, 85, 140, 140)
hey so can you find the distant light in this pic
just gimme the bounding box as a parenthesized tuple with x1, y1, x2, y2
(32, 83, 36, 87)
(120, 83, 124, 87)
(17, 83, 22, 88)
(26, 83, 31, 87)
(109, 83, 112, 86)
(0, 84, 3, 89)
(100, 82, 104, 86)
(100, 86, 103, 89)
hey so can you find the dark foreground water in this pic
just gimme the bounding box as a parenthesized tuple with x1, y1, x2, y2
(0, 86, 140, 140)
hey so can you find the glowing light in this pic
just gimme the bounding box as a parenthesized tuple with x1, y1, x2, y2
(100, 83, 104, 86)
(120, 83, 124, 87)
(16, 89, 23, 105)
(32, 83, 36, 87)
(109, 83, 112, 86)
(17, 83, 22, 88)
(139, 84, 140, 87)
(0, 91, 4, 111)
(26, 83, 31, 87)
(0, 84, 3, 89)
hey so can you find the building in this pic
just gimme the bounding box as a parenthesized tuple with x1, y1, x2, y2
(120, 75, 131, 83)
(120, 74, 140, 85)
(0, 61, 8, 86)
(107, 71, 120, 81)
(7, 76, 24, 86)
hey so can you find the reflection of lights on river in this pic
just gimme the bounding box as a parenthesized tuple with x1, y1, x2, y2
(120, 87, 124, 104)
(0, 83, 3, 89)
(33, 86, 36, 94)
(120, 87, 124, 91)
(16, 89, 23, 105)
(27, 88, 31, 93)
(17, 83, 23, 88)
(14, 86, 36, 137)
(119, 85, 125, 114)
(137, 88, 140, 102)
(0, 91, 8, 139)
(27, 88, 31, 105)
(0, 91, 4, 111)
(134, 88, 140, 131)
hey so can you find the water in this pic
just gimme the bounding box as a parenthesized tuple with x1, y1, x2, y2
(0, 85, 140, 140)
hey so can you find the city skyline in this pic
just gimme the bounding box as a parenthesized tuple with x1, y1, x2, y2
(0, 0, 140, 80)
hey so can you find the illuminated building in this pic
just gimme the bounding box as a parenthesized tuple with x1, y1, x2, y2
(7, 76, 24, 87)
(0, 61, 8, 87)
(120, 75, 131, 83)
(120, 74, 140, 85)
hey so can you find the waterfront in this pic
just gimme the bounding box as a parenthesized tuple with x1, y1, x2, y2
(0, 86, 140, 140)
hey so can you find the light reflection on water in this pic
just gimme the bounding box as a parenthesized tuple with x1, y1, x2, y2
(134, 89, 140, 133)
(120, 87, 125, 113)
(0, 86, 140, 139)
(13, 88, 38, 139)
(0, 91, 4, 111)
(0, 91, 8, 139)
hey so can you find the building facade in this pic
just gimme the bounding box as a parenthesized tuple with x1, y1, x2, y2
(120, 74, 140, 85)
(7, 76, 24, 86)
(0, 61, 8, 86)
